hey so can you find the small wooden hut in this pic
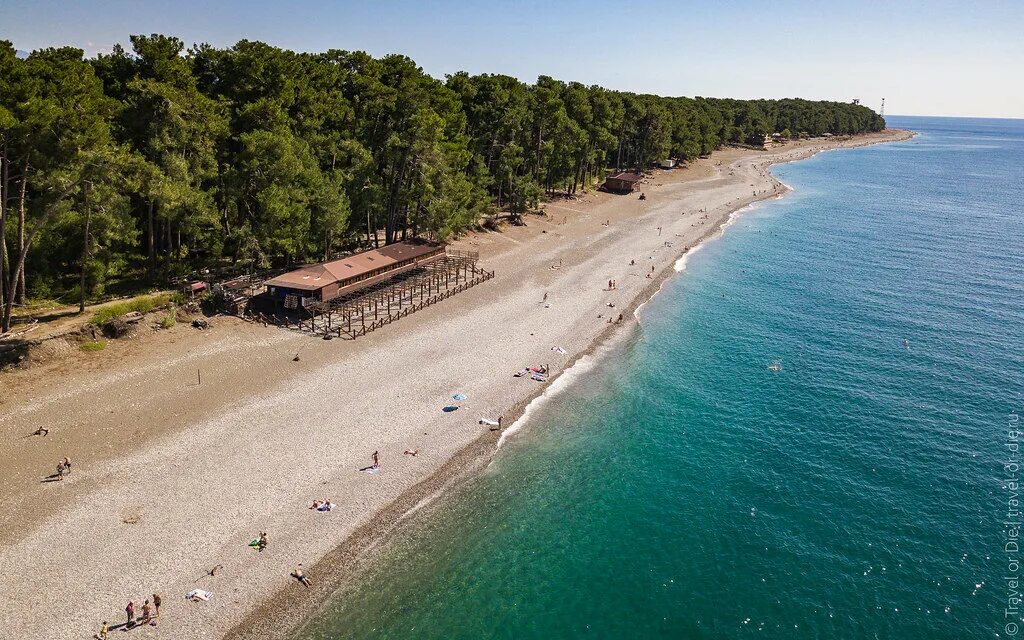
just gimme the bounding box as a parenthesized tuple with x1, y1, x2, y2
(603, 172, 643, 193)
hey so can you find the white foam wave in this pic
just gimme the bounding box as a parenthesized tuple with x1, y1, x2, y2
(673, 241, 706, 272)
(497, 354, 598, 448)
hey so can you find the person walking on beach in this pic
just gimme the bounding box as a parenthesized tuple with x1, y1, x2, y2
(56, 456, 72, 480)
(96, 621, 109, 639)
(141, 599, 152, 625)
(125, 601, 135, 628)
(372, 451, 379, 469)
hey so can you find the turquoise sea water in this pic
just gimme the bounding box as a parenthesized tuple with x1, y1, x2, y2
(302, 117, 1024, 639)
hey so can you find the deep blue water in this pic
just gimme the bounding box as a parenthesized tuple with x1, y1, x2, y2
(302, 116, 1024, 639)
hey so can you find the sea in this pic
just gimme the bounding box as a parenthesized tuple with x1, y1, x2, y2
(301, 116, 1024, 639)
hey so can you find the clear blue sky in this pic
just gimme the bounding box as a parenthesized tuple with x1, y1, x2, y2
(5, 0, 1023, 118)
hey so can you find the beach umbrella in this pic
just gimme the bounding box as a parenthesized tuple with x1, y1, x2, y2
(443, 405, 459, 413)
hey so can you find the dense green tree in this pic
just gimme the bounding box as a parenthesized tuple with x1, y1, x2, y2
(1, 35, 885, 319)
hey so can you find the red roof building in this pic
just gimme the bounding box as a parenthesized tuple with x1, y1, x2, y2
(603, 172, 643, 193)
(263, 240, 445, 309)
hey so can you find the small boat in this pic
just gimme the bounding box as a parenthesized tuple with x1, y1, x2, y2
(768, 360, 782, 371)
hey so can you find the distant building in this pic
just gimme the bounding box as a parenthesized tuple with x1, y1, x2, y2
(603, 172, 643, 193)
(746, 133, 770, 149)
(657, 159, 676, 169)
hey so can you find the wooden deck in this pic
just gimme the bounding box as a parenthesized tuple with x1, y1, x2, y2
(272, 250, 494, 339)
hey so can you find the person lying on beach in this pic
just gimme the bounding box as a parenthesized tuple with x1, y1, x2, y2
(404, 449, 419, 456)
(291, 566, 311, 588)
(29, 426, 49, 437)
(513, 368, 530, 377)
(310, 500, 325, 510)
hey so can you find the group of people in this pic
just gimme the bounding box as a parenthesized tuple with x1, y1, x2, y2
(309, 499, 335, 512)
(607, 279, 618, 290)
(98, 594, 161, 637)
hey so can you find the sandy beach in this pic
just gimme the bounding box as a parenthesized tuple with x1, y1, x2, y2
(0, 129, 912, 639)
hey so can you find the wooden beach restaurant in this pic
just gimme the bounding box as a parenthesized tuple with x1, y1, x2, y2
(264, 239, 446, 310)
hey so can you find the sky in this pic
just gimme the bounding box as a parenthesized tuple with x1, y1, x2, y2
(4, 0, 1023, 119)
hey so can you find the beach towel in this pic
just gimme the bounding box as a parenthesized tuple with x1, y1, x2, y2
(452, 393, 467, 401)
(479, 418, 500, 426)
(360, 466, 380, 474)
(551, 346, 567, 354)
(185, 589, 212, 602)
(317, 502, 336, 512)
(531, 373, 548, 382)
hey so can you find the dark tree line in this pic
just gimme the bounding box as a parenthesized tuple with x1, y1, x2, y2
(0, 35, 884, 330)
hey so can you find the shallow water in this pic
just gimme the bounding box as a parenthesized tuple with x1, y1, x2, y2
(301, 116, 1024, 639)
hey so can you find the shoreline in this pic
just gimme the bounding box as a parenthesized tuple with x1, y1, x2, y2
(224, 128, 916, 640)
(0, 129, 913, 640)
